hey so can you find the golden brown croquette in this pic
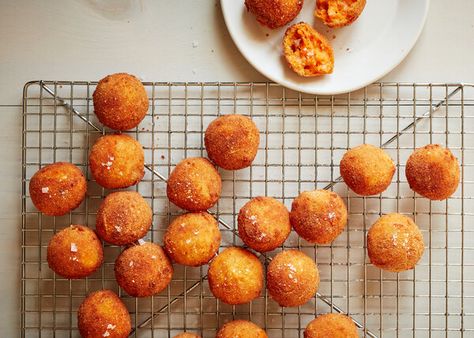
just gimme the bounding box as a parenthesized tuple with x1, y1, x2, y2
(77, 289, 131, 338)
(96, 191, 152, 245)
(267, 249, 319, 307)
(167, 157, 222, 212)
(164, 212, 221, 267)
(217, 319, 268, 338)
(340, 144, 395, 196)
(367, 213, 425, 272)
(208, 247, 263, 305)
(47, 225, 103, 279)
(283, 22, 334, 77)
(315, 0, 366, 28)
(114, 242, 173, 297)
(245, 0, 303, 29)
(304, 313, 359, 338)
(93, 73, 148, 131)
(405, 144, 460, 200)
(290, 190, 347, 244)
(238, 196, 291, 252)
(89, 134, 144, 189)
(29, 162, 87, 216)
(173, 333, 201, 338)
(205, 114, 260, 170)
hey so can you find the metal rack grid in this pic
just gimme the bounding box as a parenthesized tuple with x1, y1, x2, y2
(21, 81, 474, 338)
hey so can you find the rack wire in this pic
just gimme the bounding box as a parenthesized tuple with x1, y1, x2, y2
(21, 81, 474, 338)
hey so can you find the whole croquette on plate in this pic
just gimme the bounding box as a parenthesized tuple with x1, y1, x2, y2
(340, 144, 395, 196)
(96, 191, 152, 245)
(405, 144, 460, 200)
(93, 73, 148, 131)
(290, 190, 347, 244)
(77, 290, 131, 338)
(208, 247, 263, 305)
(89, 134, 144, 189)
(238, 196, 291, 252)
(304, 313, 359, 338)
(245, 0, 303, 29)
(205, 114, 260, 170)
(167, 157, 222, 212)
(29, 162, 87, 216)
(267, 249, 319, 307)
(114, 242, 173, 297)
(217, 320, 268, 338)
(47, 225, 103, 279)
(367, 213, 425, 272)
(283, 22, 334, 77)
(315, 0, 366, 28)
(164, 212, 221, 267)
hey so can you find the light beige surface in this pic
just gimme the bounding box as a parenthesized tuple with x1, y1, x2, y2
(1, 0, 474, 336)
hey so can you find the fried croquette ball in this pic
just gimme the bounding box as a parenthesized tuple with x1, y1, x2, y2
(93, 73, 148, 131)
(205, 114, 260, 170)
(367, 213, 425, 272)
(245, 0, 303, 29)
(283, 22, 334, 77)
(47, 225, 103, 279)
(77, 290, 131, 338)
(114, 242, 173, 297)
(304, 313, 358, 338)
(217, 320, 268, 338)
(340, 144, 395, 196)
(89, 134, 144, 189)
(238, 196, 291, 252)
(315, 0, 366, 28)
(167, 157, 222, 212)
(164, 212, 221, 267)
(405, 144, 460, 200)
(96, 191, 152, 245)
(208, 247, 263, 305)
(290, 190, 347, 244)
(173, 333, 201, 338)
(267, 249, 319, 307)
(29, 162, 86, 216)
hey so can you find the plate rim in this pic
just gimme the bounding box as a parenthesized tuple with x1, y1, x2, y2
(221, 0, 431, 95)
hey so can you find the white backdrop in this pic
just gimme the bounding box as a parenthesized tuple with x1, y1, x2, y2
(1, 0, 474, 336)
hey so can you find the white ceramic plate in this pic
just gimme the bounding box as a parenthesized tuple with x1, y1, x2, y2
(221, 0, 429, 95)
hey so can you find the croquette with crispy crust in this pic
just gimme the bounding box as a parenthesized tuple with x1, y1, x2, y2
(114, 242, 173, 297)
(290, 190, 347, 244)
(89, 134, 144, 189)
(406, 144, 460, 200)
(96, 191, 152, 245)
(47, 225, 103, 279)
(164, 212, 221, 267)
(238, 196, 291, 252)
(208, 247, 263, 305)
(267, 249, 319, 307)
(245, 0, 303, 29)
(315, 0, 366, 28)
(304, 313, 359, 338)
(368, 213, 425, 272)
(29, 162, 87, 216)
(340, 144, 395, 196)
(205, 114, 260, 170)
(173, 333, 201, 338)
(167, 157, 222, 212)
(77, 290, 131, 338)
(283, 22, 334, 77)
(93, 73, 148, 131)
(217, 320, 268, 338)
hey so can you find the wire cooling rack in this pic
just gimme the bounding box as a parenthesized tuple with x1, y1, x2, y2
(21, 81, 474, 338)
